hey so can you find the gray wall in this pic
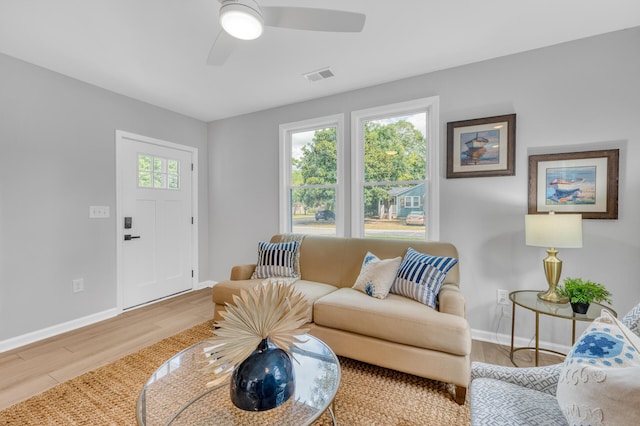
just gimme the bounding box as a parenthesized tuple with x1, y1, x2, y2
(0, 53, 209, 341)
(208, 27, 640, 346)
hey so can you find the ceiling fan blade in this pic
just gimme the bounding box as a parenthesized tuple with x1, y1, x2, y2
(262, 7, 366, 33)
(207, 30, 238, 66)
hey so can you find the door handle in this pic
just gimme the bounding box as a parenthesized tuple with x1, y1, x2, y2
(124, 234, 141, 241)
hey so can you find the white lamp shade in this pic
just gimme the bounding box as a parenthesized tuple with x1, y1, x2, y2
(525, 212, 583, 248)
(219, 0, 264, 40)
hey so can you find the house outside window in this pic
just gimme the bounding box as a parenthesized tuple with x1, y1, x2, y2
(352, 97, 440, 241)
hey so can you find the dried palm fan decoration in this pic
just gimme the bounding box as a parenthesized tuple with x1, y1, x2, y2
(203, 281, 311, 387)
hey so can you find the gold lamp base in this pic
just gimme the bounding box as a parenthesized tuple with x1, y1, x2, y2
(538, 290, 569, 304)
(537, 247, 569, 304)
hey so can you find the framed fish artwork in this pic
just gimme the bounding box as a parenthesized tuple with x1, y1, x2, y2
(528, 149, 619, 219)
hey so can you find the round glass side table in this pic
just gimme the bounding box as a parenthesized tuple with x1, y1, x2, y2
(509, 290, 617, 366)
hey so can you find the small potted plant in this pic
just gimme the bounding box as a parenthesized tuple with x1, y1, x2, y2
(556, 277, 612, 314)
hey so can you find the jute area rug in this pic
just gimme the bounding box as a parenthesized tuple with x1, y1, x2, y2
(0, 321, 470, 425)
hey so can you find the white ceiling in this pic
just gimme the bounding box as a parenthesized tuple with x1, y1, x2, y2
(1, 0, 639, 122)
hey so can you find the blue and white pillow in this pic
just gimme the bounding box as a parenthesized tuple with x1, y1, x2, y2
(556, 310, 640, 425)
(390, 247, 458, 308)
(352, 252, 402, 299)
(251, 241, 300, 279)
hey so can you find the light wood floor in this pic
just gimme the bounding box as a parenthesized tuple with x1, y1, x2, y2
(0, 288, 562, 411)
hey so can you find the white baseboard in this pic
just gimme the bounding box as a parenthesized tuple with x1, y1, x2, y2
(196, 280, 216, 290)
(0, 308, 120, 353)
(1, 281, 217, 353)
(471, 328, 572, 356)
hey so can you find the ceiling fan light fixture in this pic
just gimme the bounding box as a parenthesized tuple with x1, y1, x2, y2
(219, 0, 264, 41)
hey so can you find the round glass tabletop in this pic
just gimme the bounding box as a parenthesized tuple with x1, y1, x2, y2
(509, 290, 617, 320)
(137, 335, 340, 425)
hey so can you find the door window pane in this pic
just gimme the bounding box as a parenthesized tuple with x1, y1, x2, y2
(154, 157, 166, 173)
(138, 154, 180, 190)
(154, 173, 167, 189)
(138, 171, 152, 187)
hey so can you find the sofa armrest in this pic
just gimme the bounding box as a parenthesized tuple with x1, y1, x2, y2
(471, 361, 562, 396)
(230, 264, 256, 280)
(438, 284, 466, 318)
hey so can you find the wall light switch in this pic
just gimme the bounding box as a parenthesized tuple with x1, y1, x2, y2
(89, 206, 110, 218)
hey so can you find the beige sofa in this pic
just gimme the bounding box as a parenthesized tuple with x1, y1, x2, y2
(212, 235, 471, 404)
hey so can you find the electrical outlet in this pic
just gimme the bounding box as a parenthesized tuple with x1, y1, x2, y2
(72, 278, 84, 293)
(496, 289, 509, 305)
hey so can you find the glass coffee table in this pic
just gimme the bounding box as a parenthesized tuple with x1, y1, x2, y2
(137, 334, 340, 425)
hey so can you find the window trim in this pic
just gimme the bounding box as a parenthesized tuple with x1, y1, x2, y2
(351, 96, 440, 240)
(279, 114, 345, 236)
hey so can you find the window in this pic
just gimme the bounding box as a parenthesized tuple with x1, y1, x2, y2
(403, 196, 421, 208)
(138, 154, 180, 190)
(352, 97, 440, 240)
(279, 97, 439, 241)
(279, 115, 344, 236)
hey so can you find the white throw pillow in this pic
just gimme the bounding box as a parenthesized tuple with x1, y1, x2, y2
(556, 310, 640, 425)
(352, 252, 401, 299)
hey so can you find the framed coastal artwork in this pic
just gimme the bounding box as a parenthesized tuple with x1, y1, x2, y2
(528, 149, 619, 219)
(446, 114, 516, 178)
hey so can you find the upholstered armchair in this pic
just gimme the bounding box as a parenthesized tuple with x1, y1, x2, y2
(470, 303, 640, 425)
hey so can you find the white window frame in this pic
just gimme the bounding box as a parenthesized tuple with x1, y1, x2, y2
(279, 114, 345, 236)
(351, 97, 440, 240)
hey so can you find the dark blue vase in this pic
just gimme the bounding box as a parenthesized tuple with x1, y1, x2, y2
(230, 338, 295, 411)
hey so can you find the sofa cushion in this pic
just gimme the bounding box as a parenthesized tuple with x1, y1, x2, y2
(251, 241, 299, 279)
(390, 247, 458, 308)
(213, 279, 337, 322)
(556, 310, 640, 425)
(352, 252, 401, 299)
(313, 288, 470, 355)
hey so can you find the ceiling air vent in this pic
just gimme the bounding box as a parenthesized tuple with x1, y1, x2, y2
(303, 67, 335, 82)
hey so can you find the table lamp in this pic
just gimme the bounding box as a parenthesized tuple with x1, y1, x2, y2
(525, 211, 583, 303)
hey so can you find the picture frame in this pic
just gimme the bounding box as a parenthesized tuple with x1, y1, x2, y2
(446, 114, 516, 178)
(528, 149, 619, 219)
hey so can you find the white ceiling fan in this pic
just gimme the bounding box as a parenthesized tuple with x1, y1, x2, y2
(207, 0, 366, 65)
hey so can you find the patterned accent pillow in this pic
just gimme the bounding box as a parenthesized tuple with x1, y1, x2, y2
(390, 247, 458, 308)
(278, 233, 305, 278)
(556, 310, 640, 425)
(251, 241, 300, 279)
(352, 252, 402, 299)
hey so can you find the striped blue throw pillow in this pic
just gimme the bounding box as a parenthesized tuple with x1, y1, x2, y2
(390, 247, 458, 308)
(251, 241, 300, 279)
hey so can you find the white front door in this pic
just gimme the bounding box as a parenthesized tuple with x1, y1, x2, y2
(116, 131, 196, 309)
